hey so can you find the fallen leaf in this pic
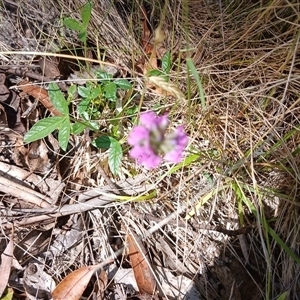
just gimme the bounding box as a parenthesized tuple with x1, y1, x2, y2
(0, 227, 14, 298)
(87, 270, 107, 300)
(52, 263, 109, 300)
(18, 80, 63, 116)
(39, 57, 61, 79)
(141, 6, 153, 55)
(127, 233, 156, 295)
(0, 287, 14, 300)
(26, 140, 52, 173)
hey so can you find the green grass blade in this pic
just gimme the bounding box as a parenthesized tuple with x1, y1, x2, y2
(186, 58, 206, 110)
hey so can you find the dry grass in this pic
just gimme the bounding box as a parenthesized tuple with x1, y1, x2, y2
(1, 0, 300, 299)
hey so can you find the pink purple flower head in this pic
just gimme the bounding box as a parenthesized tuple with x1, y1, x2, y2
(128, 111, 188, 169)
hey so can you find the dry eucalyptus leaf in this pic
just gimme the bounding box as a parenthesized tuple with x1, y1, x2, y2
(127, 233, 156, 295)
(13, 137, 54, 174)
(92, 270, 108, 300)
(0, 105, 8, 127)
(52, 264, 104, 300)
(13, 229, 52, 263)
(155, 266, 201, 300)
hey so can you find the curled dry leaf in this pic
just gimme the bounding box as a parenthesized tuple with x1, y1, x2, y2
(18, 80, 63, 116)
(127, 233, 156, 295)
(52, 263, 110, 300)
(0, 227, 14, 298)
(146, 76, 185, 101)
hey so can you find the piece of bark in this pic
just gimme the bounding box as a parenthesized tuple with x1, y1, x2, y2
(0, 170, 53, 208)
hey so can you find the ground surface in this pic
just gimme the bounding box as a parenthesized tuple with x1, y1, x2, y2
(0, 0, 300, 299)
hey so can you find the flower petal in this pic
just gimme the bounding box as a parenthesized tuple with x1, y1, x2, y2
(128, 126, 150, 146)
(140, 111, 157, 127)
(164, 150, 183, 163)
(130, 144, 162, 169)
(164, 126, 188, 163)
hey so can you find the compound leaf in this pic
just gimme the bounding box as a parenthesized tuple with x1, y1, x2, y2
(78, 86, 91, 98)
(72, 122, 86, 135)
(78, 30, 87, 42)
(58, 117, 71, 151)
(92, 136, 111, 149)
(104, 82, 117, 101)
(48, 83, 69, 115)
(108, 138, 122, 175)
(162, 51, 171, 74)
(24, 117, 64, 143)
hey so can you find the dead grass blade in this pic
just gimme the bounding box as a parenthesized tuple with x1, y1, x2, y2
(0, 227, 14, 298)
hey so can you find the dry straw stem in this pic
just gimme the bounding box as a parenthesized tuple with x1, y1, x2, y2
(0, 51, 120, 68)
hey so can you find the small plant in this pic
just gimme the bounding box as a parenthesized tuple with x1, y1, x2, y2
(24, 70, 133, 175)
(77, 70, 132, 121)
(63, 1, 92, 56)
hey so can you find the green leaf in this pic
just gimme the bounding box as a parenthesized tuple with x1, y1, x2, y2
(88, 121, 99, 130)
(268, 226, 300, 264)
(48, 83, 69, 115)
(104, 82, 117, 100)
(1, 287, 14, 300)
(186, 58, 206, 110)
(90, 86, 102, 99)
(109, 138, 123, 175)
(78, 30, 87, 42)
(115, 79, 132, 90)
(81, 1, 92, 27)
(95, 70, 112, 80)
(67, 85, 77, 101)
(276, 292, 289, 300)
(77, 97, 91, 115)
(147, 69, 163, 77)
(92, 136, 111, 149)
(78, 86, 91, 98)
(58, 117, 71, 151)
(81, 111, 90, 121)
(162, 51, 171, 73)
(125, 105, 139, 122)
(72, 122, 86, 134)
(24, 117, 64, 143)
(63, 18, 84, 31)
(166, 153, 200, 175)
